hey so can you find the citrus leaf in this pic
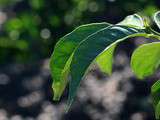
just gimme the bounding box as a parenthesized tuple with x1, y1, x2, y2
(50, 23, 111, 100)
(151, 80, 160, 108)
(95, 14, 144, 75)
(67, 25, 148, 110)
(131, 42, 160, 79)
(154, 11, 160, 29)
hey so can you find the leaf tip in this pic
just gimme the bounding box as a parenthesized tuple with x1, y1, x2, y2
(52, 82, 63, 101)
(137, 75, 144, 80)
(53, 94, 61, 101)
(64, 97, 75, 113)
(64, 106, 70, 113)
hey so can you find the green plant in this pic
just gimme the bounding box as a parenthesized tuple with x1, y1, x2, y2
(50, 11, 160, 119)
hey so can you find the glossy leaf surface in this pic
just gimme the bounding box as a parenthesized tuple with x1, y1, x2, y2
(118, 14, 144, 29)
(154, 11, 160, 29)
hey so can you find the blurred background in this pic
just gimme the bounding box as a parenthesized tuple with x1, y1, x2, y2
(0, 0, 160, 120)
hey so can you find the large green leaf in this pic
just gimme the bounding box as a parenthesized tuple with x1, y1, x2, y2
(95, 14, 144, 75)
(50, 23, 111, 100)
(154, 11, 160, 29)
(67, 25, 149, 110)
(131, 42, 160, 79)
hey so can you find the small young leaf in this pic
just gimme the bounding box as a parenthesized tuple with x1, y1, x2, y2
(50, 23, 111, 100)
(131, 42, 160, 79)
(67, 25, 148, 110)
(96, 44, 116, 75)
(154, 11, 160, 29)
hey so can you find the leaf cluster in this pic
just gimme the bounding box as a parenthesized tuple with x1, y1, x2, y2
(50, 11, 160, 119)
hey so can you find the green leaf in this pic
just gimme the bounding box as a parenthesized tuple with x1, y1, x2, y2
(67, 25, 148, 110)
(151, 80, 160, 108)
(50, 23, 111, 100)
(95, 44, 116, 75)
(156, 100, 160, 119)
(95, 14, 144, 75)
(154, 11, 160, 29)
(131, 42, 160, 79)
(151, 80, 160, 120)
